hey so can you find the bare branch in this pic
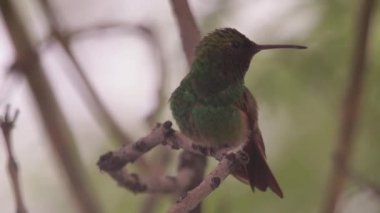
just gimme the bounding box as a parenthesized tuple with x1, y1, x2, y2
(139, 147, 173, 213)
(324, 0, 376, 212)
(143, 29, 169, 127)
(0, 2, 102, 213)
(98, 122, 183, 193)
(97, 121, 228, 172)
(110, 171, 180, 193)
(175, 151, 207, 213)
(38, 21, 159, 50)
(1, 105, 26, 213)
(98, 122, 172, 171)
(169, 2, 203, 212)
(38, 0, 135, 146)
(168, 149, 245, 213)
(170, 0, 201, 64)
(97, 120, 227, 212)
(97, 121, 246, 212)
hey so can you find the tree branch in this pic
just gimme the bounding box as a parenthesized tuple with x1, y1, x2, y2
(324, 0, 376, 212)
(97, 121, 247, 212)
(168, 150, 244, 213)
(0, 105, 27, 213)
(170, 0, 201, 64)
(38, 0, 135, 146)
(139, 147, 173, 213)
(98, 122, 173, 172)
(168, 2, 204, 211)
(0, 2, 102, 213)
(94, 1, 203, 212)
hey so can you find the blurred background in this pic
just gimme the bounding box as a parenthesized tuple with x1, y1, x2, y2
(0, 0, 379, 212)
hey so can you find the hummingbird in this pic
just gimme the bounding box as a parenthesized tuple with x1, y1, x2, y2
(170, 28, 306, 198)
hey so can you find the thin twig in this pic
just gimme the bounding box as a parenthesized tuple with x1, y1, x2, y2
(0, 105, 26, 213)
(98, 122, 172, 172)
(37, 4, 173, 212)
(38, 0, 134, 146)
(98, 121, 245, 212)
(139, 146, 173, 213)
(60, 23, 170, 128)
(143, 28, 169, 127)
(98, 121, 227, 172)
(170, 0, 201, 64)
(38, 22, 153, 49)
(324, 0, 376, 212)
(169, 1, 203, 211)
(175, 151, 207, 213)
(0, 2, 102, 213)
(168, 150, 244, 213)
(98, 120, 221, 212)
(139, 27, 172, 207)
(98, 122, 183, 193)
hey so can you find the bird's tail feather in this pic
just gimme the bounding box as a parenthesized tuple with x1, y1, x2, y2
(232, 141, 283, 198)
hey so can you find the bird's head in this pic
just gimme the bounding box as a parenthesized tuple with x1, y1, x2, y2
(191, 28, 306, 95)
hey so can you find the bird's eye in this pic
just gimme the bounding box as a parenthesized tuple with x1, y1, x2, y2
(230, 41, 240, 48)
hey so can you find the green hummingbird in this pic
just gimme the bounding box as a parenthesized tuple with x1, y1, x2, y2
(170, 28, 306, 198)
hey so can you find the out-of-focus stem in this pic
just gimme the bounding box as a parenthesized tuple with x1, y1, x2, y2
(170, 0, 200, 64)
(1, 106, 27, 213)
(0, 2, 102, 213)
(170, 1, 203, 212)
(324, 0, 375, 212)
(39, 0, 133, 146)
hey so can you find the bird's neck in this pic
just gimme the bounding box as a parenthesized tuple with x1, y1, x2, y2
(188, 57, 246, 97)
(180, 72, 245, 107)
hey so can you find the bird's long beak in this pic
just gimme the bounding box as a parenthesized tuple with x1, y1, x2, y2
(256, 44, 307, 51)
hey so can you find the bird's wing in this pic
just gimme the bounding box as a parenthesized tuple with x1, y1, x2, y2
(234, 87, 265, 155)
(233, 87, 283, 198)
